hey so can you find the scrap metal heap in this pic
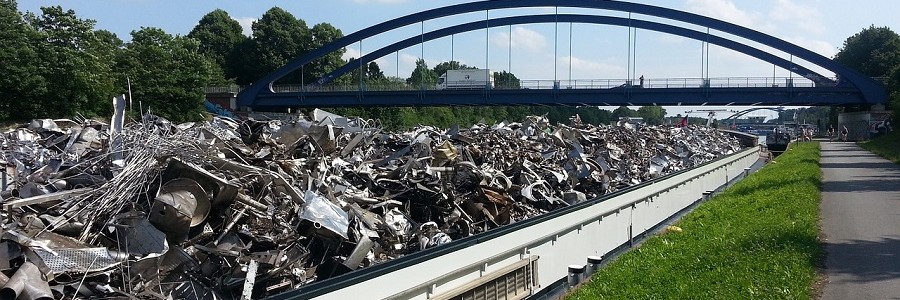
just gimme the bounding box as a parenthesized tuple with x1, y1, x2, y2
(0, 110, 741, 299)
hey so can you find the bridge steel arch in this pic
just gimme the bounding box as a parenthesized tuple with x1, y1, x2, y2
(317, 14, 830, 87)
(237, 0, 886, 108)
(722, 107, 786, 122)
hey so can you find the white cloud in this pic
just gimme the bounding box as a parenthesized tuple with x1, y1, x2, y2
(395, 52, 442, 77)
(490, 26, 547, 52)
(560, 56, 626, 78)
(234, 17, 256, 37)
(658, 34, 689, 44)
(683, 0, 774, 33)
(343, 47, 362, 61)
(684, 0, 753, 27)
(769, 0, 825, 35)
(785, 37, 836, 58)
(342, 47, 390, 70)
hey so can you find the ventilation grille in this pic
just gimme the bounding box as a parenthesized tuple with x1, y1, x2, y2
(436, 256, 539, 300)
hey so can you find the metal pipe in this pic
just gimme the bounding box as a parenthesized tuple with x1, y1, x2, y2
(0, 261, 53, 300)
(567, 264, 585, 288)
(586, 256, 603, 276)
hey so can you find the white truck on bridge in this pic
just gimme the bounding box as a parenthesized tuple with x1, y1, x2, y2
(436, 69, 494, 89)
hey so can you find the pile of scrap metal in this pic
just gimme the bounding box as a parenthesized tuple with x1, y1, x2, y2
(0, 110, 741, 299)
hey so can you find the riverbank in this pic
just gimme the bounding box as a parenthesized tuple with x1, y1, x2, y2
(567, 142, 822, 299)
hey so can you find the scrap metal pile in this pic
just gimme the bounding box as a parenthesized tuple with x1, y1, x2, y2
(0, 110, 740, 299)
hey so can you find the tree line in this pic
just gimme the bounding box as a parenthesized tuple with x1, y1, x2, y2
(1, 2, 895, 127)
(833, 25, 900, 120)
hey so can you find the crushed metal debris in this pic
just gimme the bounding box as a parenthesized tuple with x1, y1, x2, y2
(0, 108, 741, 299)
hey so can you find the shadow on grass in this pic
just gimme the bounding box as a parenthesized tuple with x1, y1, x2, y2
(740, 228, 820, 267)
(728, 176, 819, 197)
(826, 236, 900, 284)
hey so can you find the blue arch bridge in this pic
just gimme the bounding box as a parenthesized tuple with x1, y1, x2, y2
(235, 0, 886, 111)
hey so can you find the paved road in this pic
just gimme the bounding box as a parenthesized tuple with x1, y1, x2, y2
(820, 142, 900, 300)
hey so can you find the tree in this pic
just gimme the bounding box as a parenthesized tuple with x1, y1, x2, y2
(637, 106, 667, 125)
(0, 0, 46, 120)
(834, 26, 900, 78)
(366, 62, 385, 82)
(237, 7, 310, 84)
(28, 6, 117, 118)
(889, 66, 900, 118)
(307, 22, 344, 83)
(407, 58, 437, 88)
(493, 71, 520, 89)
(432, 61, 472, 78)
(117, 27, 223, 123)
(612, 106, 635, 120)
(188, 9, 246, 81)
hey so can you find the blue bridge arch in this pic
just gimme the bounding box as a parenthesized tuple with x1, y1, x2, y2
(237, 0, 886, 109)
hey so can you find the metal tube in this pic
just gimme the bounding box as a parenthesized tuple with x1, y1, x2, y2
(508, 25, 512, 75)
(567, 264, 585, 288)
(586, 256, 603, 276)
(569, 22, 573, 84)
(485, 9, 489, 69)
(554, 7, 558, 83)
(0, 261, 53, 300)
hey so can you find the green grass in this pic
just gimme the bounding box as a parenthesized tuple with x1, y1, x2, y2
(859, 131, 900, 164)
(568, 142, 822, 300)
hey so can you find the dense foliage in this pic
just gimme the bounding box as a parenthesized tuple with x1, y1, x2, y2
(834, 25, 900, 119)
(116, 28, 222, 123)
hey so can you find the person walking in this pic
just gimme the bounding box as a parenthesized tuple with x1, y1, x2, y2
(840, 125, 849, 142)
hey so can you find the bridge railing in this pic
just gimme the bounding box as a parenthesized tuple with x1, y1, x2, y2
(205, 76, 833, 95)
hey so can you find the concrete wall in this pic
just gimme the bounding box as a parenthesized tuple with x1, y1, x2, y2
(838, 110, 893, 141)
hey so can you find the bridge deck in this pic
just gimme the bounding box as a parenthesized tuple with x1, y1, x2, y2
(247, 86, 864, 108)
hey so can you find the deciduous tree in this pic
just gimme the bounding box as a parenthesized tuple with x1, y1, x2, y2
(637, 106, 667, 125)
(237, 7, 310, 84)
(307, 22, 344, 83)
(117, 27, 223, 123)
(407, 59, 437, 88)
(28, 6, 117, 118)
(188, 9, 246, 81)
(834, 25, 900, 78)
(493, 71, 520, 89)
(0, 0, 45, 120)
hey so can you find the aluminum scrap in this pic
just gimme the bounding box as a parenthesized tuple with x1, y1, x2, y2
(0, 109, 741, 299)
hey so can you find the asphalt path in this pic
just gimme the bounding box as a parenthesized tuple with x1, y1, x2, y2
(820, 142, 900, 299)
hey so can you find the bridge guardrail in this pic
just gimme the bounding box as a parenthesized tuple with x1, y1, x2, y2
(207, 76, 834, 95)
(270, 146, 760, 300)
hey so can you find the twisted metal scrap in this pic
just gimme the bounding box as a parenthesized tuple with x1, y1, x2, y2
(0, 113, 743, 299)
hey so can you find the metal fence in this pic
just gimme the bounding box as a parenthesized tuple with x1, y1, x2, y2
(205, 76, 830, 95)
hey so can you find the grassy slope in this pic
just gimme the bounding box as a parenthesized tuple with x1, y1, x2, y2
(859, 131, 900, 164)
(568, 142, 822, 299)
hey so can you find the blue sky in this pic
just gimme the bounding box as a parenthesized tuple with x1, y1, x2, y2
(17, 0, 900, 119)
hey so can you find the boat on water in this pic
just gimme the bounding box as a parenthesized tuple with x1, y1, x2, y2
(765, 129, 792, 153)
